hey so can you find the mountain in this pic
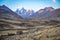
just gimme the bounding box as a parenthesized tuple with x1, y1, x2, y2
(37, 7, 54, 14)
(0, 5, 22, 20)
(16, 9, 21, 14)
(16, 8, 35, 18)
(16, 7, 60, 19)
(27, 10, 34, 15)
(31, 7, 55, 18)
(20, 8, 26, 14)
(16, 8, 26, 15)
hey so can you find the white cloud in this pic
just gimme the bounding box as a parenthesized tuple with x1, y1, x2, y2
(52, 0, 56, 3)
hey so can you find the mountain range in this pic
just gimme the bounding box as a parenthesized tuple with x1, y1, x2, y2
(16, 7, 60, 19)
(16, 8, 35, 18)
(0, 5, 60, 19)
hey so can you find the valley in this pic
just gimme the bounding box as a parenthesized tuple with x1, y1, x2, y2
(0, 18, 60, 40)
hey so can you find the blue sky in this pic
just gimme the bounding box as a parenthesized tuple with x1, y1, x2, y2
(0, 0, 60, 11)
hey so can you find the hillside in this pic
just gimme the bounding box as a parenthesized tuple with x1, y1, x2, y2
(0, 5, 22, 20)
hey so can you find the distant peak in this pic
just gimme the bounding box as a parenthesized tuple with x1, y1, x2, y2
(0, 5, 9, 9)
(17, 8, 20, 10)
(0, 5, 8, 9)
(44, 7, 54, 11)
(2, 5, 6, 6)
(2, 5, 7, 7)
(21, 8, 26, 10)
(0, 5, 6, 7)
(44, 7, 54, 9)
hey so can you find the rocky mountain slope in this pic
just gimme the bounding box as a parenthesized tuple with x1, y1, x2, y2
(0, 5, 22, 20)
